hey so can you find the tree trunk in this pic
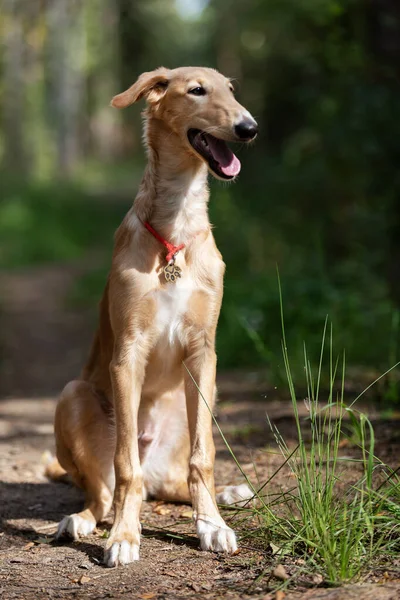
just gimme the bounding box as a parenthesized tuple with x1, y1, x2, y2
(45, 0, 86, 177)
(2, 0, 29, 175)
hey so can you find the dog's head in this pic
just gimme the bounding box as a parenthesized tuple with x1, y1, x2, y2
(111, 66, 258, 181)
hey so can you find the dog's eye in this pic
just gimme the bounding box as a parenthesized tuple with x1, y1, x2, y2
(188, 87, 206, 96)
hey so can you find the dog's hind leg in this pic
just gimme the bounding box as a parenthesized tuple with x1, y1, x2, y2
(54, 380, 115, 540)
(140, 388, 253, 507)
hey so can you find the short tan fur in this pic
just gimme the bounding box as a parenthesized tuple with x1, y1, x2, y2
(49, 66, 258, 567)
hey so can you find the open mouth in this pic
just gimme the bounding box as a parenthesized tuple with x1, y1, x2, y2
(187, 129, 241, 179)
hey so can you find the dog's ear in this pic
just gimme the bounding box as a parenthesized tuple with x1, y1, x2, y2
(111, 68, 170, 109)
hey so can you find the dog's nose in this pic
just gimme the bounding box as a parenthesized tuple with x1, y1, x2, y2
(235, 118, 258, 140)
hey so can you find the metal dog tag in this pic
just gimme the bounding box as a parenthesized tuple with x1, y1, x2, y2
(164, 262, 182, 283)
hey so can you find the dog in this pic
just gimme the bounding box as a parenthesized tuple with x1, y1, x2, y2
(48, 66, 258, 567)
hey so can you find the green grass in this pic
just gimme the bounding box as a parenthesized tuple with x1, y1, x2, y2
(246, 300, 399, 584)
(187, 281, 400, 587)
(263, 330, 393, 584)
(0, 177, 129, 269)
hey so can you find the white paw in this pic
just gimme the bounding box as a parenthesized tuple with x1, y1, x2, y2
(216, 483, 253, 507)
(104, 541, 140, 567)
(196, 516, 238, 553)
(57, 514, 95, 540)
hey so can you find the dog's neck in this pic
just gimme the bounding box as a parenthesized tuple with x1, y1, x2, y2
(134, 117, 210, 245)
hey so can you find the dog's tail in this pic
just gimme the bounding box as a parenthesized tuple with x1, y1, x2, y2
(42, 451, 69, 483)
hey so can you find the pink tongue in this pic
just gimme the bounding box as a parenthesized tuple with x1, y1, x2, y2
(206, 134, 241, 177)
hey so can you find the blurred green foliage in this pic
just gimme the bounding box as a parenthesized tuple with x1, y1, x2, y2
(1, 0, 400, 389)
(0, 179, 126, 268)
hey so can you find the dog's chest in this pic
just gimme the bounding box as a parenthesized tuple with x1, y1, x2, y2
(154, 277, 195, 346)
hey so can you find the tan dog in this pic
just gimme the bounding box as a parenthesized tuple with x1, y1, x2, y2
(50, 66, 258, 567)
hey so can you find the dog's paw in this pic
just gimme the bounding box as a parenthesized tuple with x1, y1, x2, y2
(57, 514, 95, 540)
(196, 516, 238, 553)
(104, 540, 140, 567)
(216, 483, 253, 507)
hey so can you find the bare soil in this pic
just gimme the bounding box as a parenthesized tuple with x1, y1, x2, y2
(1, 390, 399, 600)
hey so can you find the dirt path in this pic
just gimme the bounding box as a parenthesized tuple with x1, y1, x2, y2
(1, 390, 399, 600)
(0, 261, 99, 399)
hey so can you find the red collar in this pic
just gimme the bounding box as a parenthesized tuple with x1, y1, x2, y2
(143, 221, 185, 264)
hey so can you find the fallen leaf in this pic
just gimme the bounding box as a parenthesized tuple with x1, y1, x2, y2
(269, 542, 290, 556)
(79, 575, 91, 585)
(140, 593, 156, 599)
(312, 573, 323, 585)
(153, 505, 171, 516)
(34, 536, 54, 545)
(270, 542, 280, 555)
(180, 510, 193, 519)
(24, 542, 35, 551)
(273, 564, 289, 581)
(275, 591, 285, 600)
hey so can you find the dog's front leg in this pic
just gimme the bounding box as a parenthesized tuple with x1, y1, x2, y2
(104, 339, 147, 567)
(184, 340, 238, 554)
